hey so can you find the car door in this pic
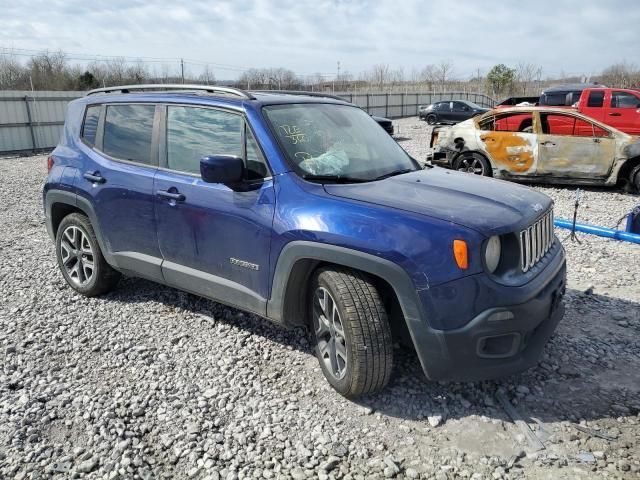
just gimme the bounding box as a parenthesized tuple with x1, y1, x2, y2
(438, 101, 453, 122)
(581, 90, 606, 123)
(451, 102, 470, 123)
(537, 112, 616, 178)
(78, 102, 163, 281)
(154, 104, 275, 315)
(477, 112, 537, 175)
(607, 90, 640, 135)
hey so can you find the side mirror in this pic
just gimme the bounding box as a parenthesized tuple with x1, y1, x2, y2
(200, 155, 244, 185)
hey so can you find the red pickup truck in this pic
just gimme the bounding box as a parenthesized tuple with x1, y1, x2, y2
(580, 88, 640, 135)
(496, 87, 640, 135)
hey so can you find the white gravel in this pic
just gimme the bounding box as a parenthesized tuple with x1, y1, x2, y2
(1, 143, 639, 479)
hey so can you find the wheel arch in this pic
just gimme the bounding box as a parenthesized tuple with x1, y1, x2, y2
(45, 190, 113, 263)
(452, 149, 493, 176)
(616, 156, 640, 188)
(267, 242, 425, 344)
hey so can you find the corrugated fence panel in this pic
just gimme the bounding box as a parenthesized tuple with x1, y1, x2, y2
(336, 91, 496, 118)
(0, 91, 82, 153)
(0, 90, 495, 153)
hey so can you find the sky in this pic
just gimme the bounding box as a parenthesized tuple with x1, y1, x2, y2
(1, 0, 639, 80)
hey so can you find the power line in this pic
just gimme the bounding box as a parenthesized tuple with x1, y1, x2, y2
(0, 46, 339, 78)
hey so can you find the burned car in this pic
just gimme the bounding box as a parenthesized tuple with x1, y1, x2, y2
(429, 107, 640, 191)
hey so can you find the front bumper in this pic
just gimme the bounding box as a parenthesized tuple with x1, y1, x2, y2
(409, 243, 566, 382)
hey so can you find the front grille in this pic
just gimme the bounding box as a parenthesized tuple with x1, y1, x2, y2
(519, 209, 555, 272)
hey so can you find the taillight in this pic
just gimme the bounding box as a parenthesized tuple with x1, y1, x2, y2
(47, 156, 55, 172)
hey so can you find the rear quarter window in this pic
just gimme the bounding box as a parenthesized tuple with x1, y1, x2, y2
(81, 105, 101, 146)
(103, 104, 156, 165)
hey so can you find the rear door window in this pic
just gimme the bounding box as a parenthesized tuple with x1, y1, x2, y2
(479, 113, 533, 132)
(81, 105, 101, 146)
(103, 104, 156, 164)
(587, 91, 604, 107)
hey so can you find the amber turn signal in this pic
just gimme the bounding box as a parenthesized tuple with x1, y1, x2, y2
(453, 239, 469, 269)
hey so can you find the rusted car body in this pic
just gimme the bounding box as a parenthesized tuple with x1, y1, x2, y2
(429, 107, 640, 190)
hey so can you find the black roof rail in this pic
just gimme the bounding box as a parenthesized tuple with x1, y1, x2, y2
(86, 84, 255, 100)
(251, 90, 349, 102)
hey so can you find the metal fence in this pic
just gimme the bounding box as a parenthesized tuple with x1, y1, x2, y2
(336, 91, 497, 118)
(0, 90, 496, 154)
(0, 91, 82, 154)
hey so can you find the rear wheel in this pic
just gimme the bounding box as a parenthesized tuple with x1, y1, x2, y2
(426, 114, 437, 125)
(454, 152, 491, 176)
(55, 213, 120, 296)
(310, 268, 393, 398)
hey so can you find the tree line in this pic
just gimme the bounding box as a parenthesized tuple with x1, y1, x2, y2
(1, 51, 638, 98)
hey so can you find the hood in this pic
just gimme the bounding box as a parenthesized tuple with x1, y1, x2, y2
(323, 168, 552, 236)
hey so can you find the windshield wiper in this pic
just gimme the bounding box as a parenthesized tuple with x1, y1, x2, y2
(372, 168, 416, 181)
(301, 174, 370, 184)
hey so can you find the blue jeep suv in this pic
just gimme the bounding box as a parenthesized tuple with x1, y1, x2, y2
(43, 84, 566, 397)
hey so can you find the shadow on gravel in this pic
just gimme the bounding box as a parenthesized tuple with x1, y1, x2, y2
(104, 276, 313, 354)
(106, 278, 640, 426)
(356, 289, 640, 426)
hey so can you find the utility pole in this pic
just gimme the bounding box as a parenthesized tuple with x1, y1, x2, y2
(337, 61, 341, 91)
(180, 59, 185, 84)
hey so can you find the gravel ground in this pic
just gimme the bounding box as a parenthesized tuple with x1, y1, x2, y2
(1, 130, 639, 480)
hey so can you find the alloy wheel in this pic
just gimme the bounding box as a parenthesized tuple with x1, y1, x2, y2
(313, 287, 348, 380)
(457, 156, 485, 175)
(59, 225, 95, 286)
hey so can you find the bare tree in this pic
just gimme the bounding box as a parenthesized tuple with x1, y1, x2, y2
(199, 65, 215, 85)
(599, 62, 640, 88)
(516, 62, 543, 95)
(435, 61, 454, 91)
(420, 64, 437, 90)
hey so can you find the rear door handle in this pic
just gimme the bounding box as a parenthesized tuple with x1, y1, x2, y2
(541, 141, 556, 147)
(83, 171, 105, 183)
(157, 190, 185, 202)
(609, 112, 622, 117)
(593, 138, 601, 143)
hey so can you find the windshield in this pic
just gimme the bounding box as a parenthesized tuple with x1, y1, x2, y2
(263, 103, 417, 181)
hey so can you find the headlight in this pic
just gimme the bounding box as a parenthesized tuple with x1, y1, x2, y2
(484, 236, 501, 273)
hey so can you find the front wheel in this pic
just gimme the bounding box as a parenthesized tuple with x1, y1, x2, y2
(310, 268, 393, 398)
(426, 114, 437, 125)
(454, 153, 491, 176)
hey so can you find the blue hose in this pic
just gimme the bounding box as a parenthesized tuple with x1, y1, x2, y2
(554, 218, 640, 244)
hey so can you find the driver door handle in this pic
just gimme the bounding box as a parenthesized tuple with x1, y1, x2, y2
(541, 141, 556, 147)
(609, 112, 622, 117)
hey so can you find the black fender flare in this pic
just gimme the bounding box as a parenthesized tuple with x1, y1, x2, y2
(266, 241, 447, 377)
(267, 241, 425, 325)
(44, 189, 115, 265)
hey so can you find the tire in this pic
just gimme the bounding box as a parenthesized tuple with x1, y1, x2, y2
(426, 114, 437, 125)
(55, 213, 121, 296)
(454, 152, 491, 176)
(521, 125, 533, 133)
(630, 165, 640, 193)
(309, 267, 393, 398)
